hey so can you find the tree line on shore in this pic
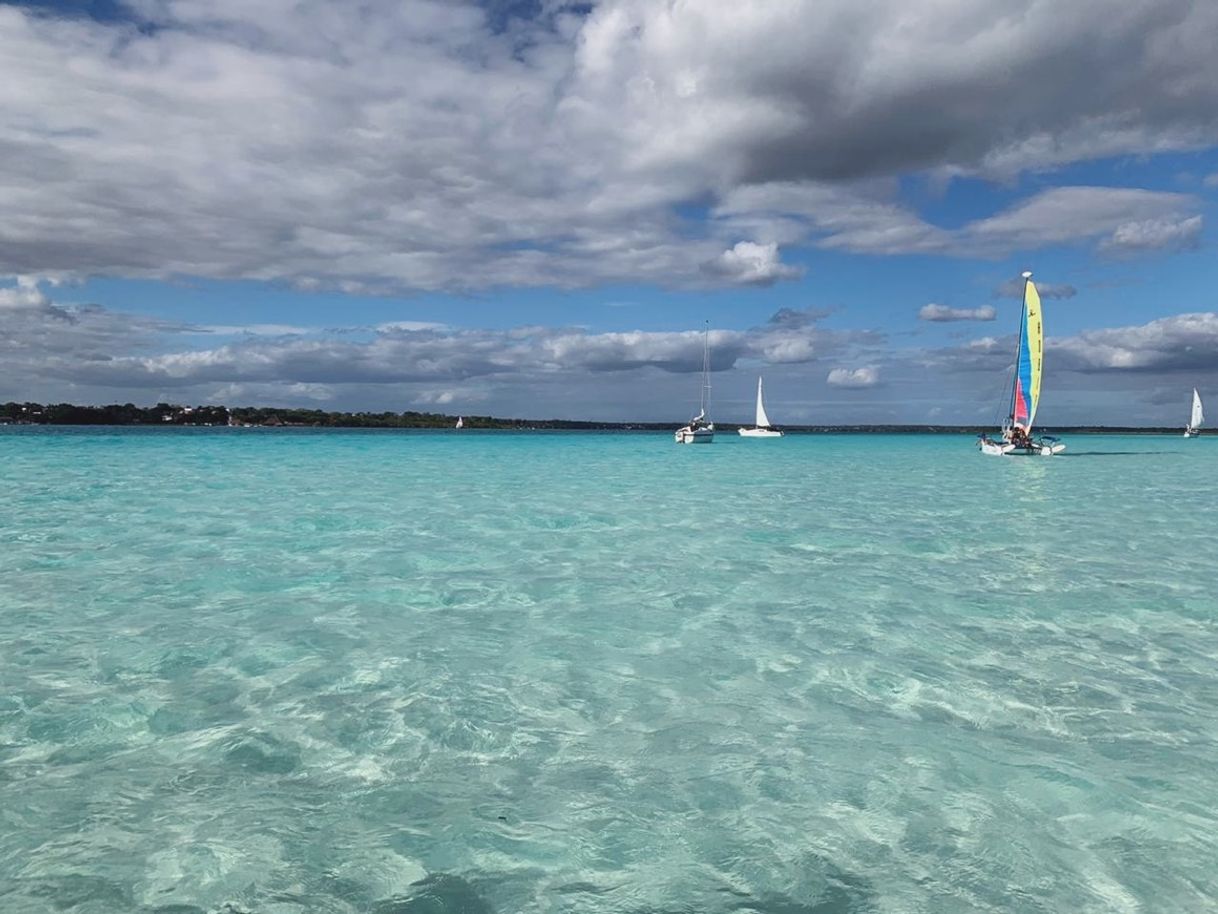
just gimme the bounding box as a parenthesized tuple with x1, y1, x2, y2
(0, 401, 668, 430)
(0, 401, 1188, 433)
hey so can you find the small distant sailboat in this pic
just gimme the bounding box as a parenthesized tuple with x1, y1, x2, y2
(1184, 388, 1204, 437)
(978, 271, 1065, 457)
(675, 323, 714, 444)
(738, 377, 783, 438)
(455, 416, 464, 429)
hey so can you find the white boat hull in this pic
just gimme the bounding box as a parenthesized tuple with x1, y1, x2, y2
(1184, 428, 1199, 438)
(675, 426, 714, 444)
(738, 427, 783, 437)
(1006, 443, 1066, 456)
(979, 439, 1065, 456)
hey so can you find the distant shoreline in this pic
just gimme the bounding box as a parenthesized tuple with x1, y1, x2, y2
(0, 401, 1199, 435)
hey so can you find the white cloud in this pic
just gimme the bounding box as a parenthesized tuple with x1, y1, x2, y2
(375, 321, 451, 334)
(0, 275, 60, 314)
(195, 324, 316, 336)
(7, 279, 1218, 425)
(1, 278, 873, 408)
(919, 304, 996, 322)
(1100, 215, 1203, 253)
(717, 183, 1203, 259)
(826, 366, 880, 388)
(1053, 312, 1218, 372)
(961, 187, 1200, 256)
(1, 2, 1216, 289)
(704, 241, 802, 285)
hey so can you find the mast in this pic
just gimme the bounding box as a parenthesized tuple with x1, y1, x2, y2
(699, 321, 711, 418)
(1007, 272, 1030, 430)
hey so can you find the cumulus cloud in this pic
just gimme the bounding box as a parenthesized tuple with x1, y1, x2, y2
(826, 366, 880, 388)
(0, 278, 878, 412)
(928, 311, 1218, 385)
(1, 1, 1216, 289)
(1053, 312, 1218, 372)
(919, 304, 997, 322)
(717, 183, 1203, 259)
(1100, 215, 1203, 254)
(767, 306, 833, 329)
(375, 321, 451, 334)
(704, 242, 802, 285)
(960, 187, 1200, 256)
(194, 324, 315, 337)
(0, 275, 76, 321)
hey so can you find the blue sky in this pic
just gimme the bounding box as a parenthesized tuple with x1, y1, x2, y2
(3, 0, 1218, 424)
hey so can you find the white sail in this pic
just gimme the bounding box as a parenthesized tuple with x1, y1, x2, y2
(755, 377, 772, 428)
(1191, 389, 1204, 429)
(455, 416, 464, 429)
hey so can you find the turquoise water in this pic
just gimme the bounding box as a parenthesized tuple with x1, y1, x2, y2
(1, 428, 1216, 914)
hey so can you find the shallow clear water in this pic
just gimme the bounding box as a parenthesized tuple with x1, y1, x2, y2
(1, 428, 1216, 914)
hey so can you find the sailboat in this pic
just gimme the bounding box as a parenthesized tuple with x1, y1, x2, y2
(1184, 389, 1204, 437)
(978, 271, 1065, 457)
(675, 324, 714, 444)
(738, 377, 783, 437)
(455, 416, 464, 429)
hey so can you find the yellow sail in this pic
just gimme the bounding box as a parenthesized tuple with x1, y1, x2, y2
(1025, 278, 1042, 430)
(1013, 275, 1043, 431)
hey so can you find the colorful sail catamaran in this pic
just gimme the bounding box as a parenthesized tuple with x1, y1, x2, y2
(1184, 388, 1204, 438)
(978, 271, 1065, 457)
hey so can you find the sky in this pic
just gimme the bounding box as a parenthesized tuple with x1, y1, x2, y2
(2, 0, 1218, 425)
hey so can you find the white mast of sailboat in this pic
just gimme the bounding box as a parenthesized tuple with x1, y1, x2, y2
(697, 322, 711, 422)
(674, 322, 715, 443)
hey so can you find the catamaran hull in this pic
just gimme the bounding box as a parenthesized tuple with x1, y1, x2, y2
(738, 427, 783, 437)
(979, 441, 1065, 456)
(675, 427, 714, 444)
(995, 444, 1066, 456)
(1004, 444, 1065, 456)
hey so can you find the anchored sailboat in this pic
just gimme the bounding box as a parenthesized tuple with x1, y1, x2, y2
(1184, 389, 1204, 437)
(738, 377, 783, 437)
(978, 271, 1065, 457)
(675, 323, 714, 444)
(455, 416, 464, 429)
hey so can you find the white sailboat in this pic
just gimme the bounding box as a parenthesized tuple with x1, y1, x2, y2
(738, 377, 783, 437)
(675, 324, 714, 444)
(455, 416, 464, 429)
(1184, 388, 1204, 437)
(978, 271, 1065, 457)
